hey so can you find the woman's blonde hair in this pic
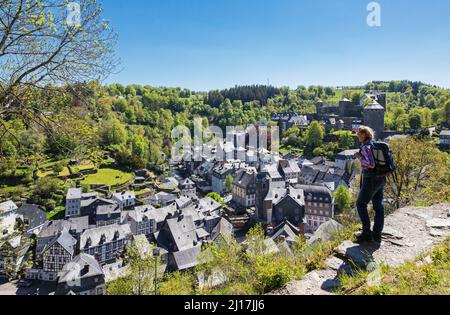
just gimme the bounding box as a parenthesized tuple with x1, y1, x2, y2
(358, 126, 375, 141)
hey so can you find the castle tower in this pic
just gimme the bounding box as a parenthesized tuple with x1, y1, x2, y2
(339, 98, 352, 117)
(363, 100, 385, 139)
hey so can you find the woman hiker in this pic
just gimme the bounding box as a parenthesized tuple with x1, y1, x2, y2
(354, 126, 386, 244)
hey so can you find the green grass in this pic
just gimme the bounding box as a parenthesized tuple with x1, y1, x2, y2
(81, 167, 134, 187)
(46, 206, 66, 221)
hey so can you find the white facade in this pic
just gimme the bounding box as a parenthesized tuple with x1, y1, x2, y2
(65, 188, 82, 217)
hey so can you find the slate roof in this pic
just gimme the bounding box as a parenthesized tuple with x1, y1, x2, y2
(96, 204, 121, 216)
(66, 188, 82, 200)
(269, 186, 305, 207)
(271, 220, 300, 243)
(195, 228, 210, 239)
(262, 163, 283, 180)
(156, 214, 200, 253)
(113, 191, 135, 201)
(39, 216, 89, 239)
(16, 204, 47, 231)
(175, 196, 192, 209)
(233, 169, 256, 188)
(279, 160, 301, 174)
(166, 215, 198, 251)
(178, 178, 195, 189)
(197, 197, 221, 214)
(152, 204, 177, 223)
(211, 218, 234, 241)
(58, 253, 104, 284)
(172, 244, 202, 270)
(122, 208, 153, 224)
(296, 185, 333, 202)
(0, 200, 17, 214)
(80, 197, 116, 209)
(364, 100, 384, 110)
(43, 228, 77, 256)
(81, 224, 131, 249)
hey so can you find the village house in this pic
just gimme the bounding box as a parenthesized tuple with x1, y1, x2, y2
(278, 159, 301, 184)
(211, 163, 234, 194)
(155, 214, 202, 272)
(112, 191, 136, 209)
(95, 204, 122, 227)
(232, 169, 257, 209)
(80, 224, 132, 265)
(121, 205, 157, 237)
(37, 228, 78, 282)
(335, 149, 359, 171)
(36, 216, 89, 256)
(0, 200, 18, 219)
(146, 191, 178, 207)
(56, 253, 106, 295)
(16, 204, 47, 236)
(178, 178, 197, 199)
(296, 185, 334, 233)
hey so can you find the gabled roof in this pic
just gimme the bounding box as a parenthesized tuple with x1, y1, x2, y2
(195, 228, 210, 239)
(279, 160, 300, 174)
(16, 204, 47, 230)
(295, 185, 333, 202)
(271, 220, 300, 243)
(39, 216, 89, 239)
(211, 218, 234, 241)
(81, 224, 131, 249)
(58, 253, 104, 284)
(172, 244, 202, 270)
(233, 169, 256, 188)
(163, 215, 198, 251)
(0, 200, 18, 214)
(269, 186, 305, 208)
(122, 205, 157, 223)
(178, 178, 195, 189)
(112, 191, 135, 201)
(43, 228, 77, 256)
(197, 197, 221, 214)
(96, 204, 121, 216)
(262, 163, 283, 180)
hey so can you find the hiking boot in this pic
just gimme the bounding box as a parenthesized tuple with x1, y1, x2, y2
(354, 231, 373, 243)
(372, 232, 382, 244)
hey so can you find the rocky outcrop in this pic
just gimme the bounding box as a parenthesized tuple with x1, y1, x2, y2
(271, 203, 450, 295)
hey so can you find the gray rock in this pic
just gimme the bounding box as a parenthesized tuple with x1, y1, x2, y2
(426, 218, 450, 229)
(307, 219, 344, 246)
(325, 257, 345, 271)
(382, 226, 405, 240)
(430, 229, 445, 237)
(334, 241, 375, 269)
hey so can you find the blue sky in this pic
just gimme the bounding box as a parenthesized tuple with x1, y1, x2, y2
(103, 0, 450, 91)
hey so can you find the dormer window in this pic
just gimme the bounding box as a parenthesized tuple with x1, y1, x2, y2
(100, 234, 107, 244)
